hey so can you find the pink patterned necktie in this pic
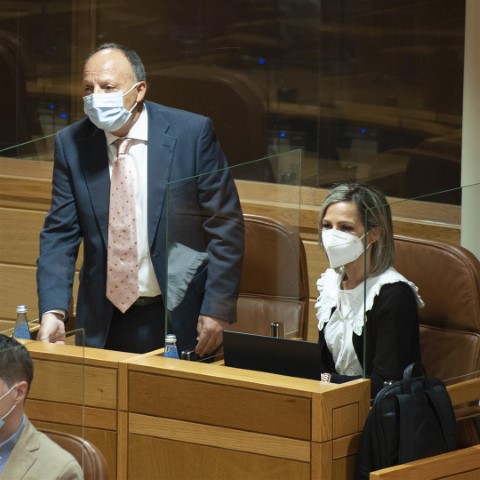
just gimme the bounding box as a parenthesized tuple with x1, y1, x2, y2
(106, 138, 139, 312)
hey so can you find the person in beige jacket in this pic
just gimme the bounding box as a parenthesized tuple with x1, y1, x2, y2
(0, 334, 83, 479)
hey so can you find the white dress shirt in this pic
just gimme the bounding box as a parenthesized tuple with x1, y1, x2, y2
(106, 106, 161, 297)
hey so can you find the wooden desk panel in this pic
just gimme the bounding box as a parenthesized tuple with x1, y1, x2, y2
(0, 207, 44, 265)
(0, 264, 39, 321)
(129, 413, 311, 461)
(126, 355, 371, 480)
(128, 433, 311, 480)
(369, 445, 480, 480)
(129, 370, 313, 440)
(26, 342, 131, 408)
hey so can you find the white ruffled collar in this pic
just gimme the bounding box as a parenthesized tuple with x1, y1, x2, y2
(315, 266, 424, 336)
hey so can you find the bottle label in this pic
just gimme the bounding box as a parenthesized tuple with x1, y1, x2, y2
(164, 346, 179, 359)
(13, 322, 31, 340)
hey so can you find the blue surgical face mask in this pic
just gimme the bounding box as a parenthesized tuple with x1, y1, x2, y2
(83, 82, 139, 132)
(0, 383, 18, 429)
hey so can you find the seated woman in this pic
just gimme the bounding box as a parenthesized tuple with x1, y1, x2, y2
(315, 182, 424, 397)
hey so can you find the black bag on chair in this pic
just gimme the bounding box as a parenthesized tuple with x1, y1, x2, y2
(355, 363, 457, 479)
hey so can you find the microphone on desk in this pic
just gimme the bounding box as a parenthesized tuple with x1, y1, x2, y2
(270, 322, 284, 338)
(181, 349, 198, 361)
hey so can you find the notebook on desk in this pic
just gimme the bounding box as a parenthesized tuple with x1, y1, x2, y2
(222, 330, 322, 380)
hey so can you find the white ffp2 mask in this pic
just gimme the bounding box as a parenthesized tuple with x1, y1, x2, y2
(321, 229, 368, 269)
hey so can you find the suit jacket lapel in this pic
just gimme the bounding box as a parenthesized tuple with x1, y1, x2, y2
(146, 103, 176, 248)
(2, 420, 38, 479)
(81, 128, 110, 247)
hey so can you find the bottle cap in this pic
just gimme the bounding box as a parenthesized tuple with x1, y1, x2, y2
(16, 304, 28, 314)
(165, 334, 177, 343)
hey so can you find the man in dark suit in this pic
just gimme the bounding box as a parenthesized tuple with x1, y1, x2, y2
(36, 43, 244, 356)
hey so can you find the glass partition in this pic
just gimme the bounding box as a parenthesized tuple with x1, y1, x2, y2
(1, 1, 470, 202)
(1, 0, 476, 379)
(0, 316, 40, 341)
(164, 150, 302, 362)
(361, 183, 480, 397)
(0, 327, 36, 345)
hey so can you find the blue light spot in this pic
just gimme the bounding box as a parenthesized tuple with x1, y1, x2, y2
(49, 104, 55, 110)
(60, 113, 68, 119)
(258, 57, 266, 65)
(279, 131, 286, 138)
(360, 128, 367, 135)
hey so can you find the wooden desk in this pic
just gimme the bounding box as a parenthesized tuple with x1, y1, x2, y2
(23, 341, 480, 480)
(24, 340, 370, 479)
(124, 354, 370, 480)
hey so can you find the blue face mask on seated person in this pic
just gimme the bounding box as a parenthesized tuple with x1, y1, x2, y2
(83, 82, 139, 132)
(0, 383, 18, 429)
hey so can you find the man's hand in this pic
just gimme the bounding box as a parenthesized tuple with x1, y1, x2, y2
(37, 312, 66, 344)
(195, 315, 229, 357)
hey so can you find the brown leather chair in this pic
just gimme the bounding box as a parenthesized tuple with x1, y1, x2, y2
(393, 235, 480, 380)
(231, 214, 309, 339)
(40, 428, 109, 480)
(393, 235, 480, 447)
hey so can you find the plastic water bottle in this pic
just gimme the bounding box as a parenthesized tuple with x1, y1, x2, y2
(13, 304, 31, 340)
(164, 334, 179, 359)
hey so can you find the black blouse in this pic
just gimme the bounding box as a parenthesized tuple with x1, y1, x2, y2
(318, 281, 422, 397)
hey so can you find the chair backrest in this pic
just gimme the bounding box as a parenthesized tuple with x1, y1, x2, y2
(401, 148, 461, 204)
(232, 214, 309, 339)
(375, 148, 461, 203)
(40, 428, 109, 480)
(393, 235, 480, 380)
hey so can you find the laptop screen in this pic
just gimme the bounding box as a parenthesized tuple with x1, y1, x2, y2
(223, 330, 321, 380)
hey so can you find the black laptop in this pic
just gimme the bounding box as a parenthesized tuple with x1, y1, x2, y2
(223, 330, 322, 380)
